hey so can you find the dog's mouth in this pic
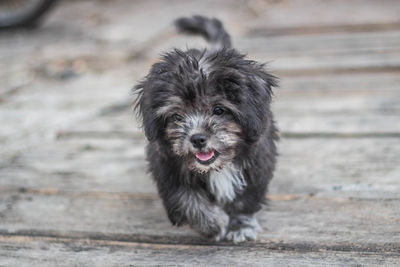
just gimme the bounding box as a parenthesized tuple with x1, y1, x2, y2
(195, 150, 219, 165)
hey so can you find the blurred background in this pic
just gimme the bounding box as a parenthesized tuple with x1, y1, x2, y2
(0, 0, 399, 265)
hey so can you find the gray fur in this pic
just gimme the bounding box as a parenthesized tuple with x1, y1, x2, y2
(226, 215, 261, 243)
(134, 16, 278, 242)
(172, 189, 229, 239)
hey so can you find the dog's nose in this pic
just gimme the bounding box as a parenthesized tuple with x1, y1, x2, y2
(190, 133, 207, 149)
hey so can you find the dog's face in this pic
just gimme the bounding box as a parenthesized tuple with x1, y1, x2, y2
(135, 49, 276, 173)
(162, 92, 242, 172)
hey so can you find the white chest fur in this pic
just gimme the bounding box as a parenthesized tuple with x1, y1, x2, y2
(209, 164, 246, 203)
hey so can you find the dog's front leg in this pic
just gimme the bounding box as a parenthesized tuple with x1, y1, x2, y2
(165, 189, 229, 240)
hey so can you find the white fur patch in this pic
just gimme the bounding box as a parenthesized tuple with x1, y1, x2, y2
(209, 164, 246, 203)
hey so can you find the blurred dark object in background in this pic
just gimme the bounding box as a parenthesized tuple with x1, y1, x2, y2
(0, 0, 58, 29)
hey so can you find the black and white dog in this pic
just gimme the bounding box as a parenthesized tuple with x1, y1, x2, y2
(134, 16, 278, 243)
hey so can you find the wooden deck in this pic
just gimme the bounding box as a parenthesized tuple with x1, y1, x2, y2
(0, 0, 399, 265)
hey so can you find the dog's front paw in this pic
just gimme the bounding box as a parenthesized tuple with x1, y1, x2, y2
(225, 215, 261, 243)
(196, 206, 229, 241)
(225, 225, 260, 243)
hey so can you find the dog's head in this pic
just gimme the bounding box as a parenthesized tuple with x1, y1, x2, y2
(135, 49, 277, 173)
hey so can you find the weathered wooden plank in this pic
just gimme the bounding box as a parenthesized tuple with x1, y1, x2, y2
(269, 54, 400, 76)
(0, 138, 154, 193)
(146, 41, 400, 77)
(0, 65, 136, 162)
(274, 73, 400, 133)
(0, 191, 398, 251)
(242, 0, 400, 31)
(147, 28, 400, 75)
(164, 31, 400, 57)
(0, 234, 399, 267)
(246, 22, 400, 37)
(276, 114, 400, 134)
(69, 72, 400, 134)
(279, 72, 400, 93)
(71, 111, 400, 137)
(1, 137, 399, 198)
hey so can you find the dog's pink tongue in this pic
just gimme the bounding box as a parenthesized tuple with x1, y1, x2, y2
(196, 150, 214, 161)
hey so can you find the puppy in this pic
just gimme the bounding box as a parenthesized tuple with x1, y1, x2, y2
(134, 16, 278, 243)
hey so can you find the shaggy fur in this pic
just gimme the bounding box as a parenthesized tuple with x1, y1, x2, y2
(134, 16, 278, 243)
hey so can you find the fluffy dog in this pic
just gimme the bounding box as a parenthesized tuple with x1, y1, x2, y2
(134, 16, 278, 243)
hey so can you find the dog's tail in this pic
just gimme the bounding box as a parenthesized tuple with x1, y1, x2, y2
(174, 16, 231, 50)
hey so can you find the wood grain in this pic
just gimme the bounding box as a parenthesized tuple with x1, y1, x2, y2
(0, 191, 398, 252)
(1, 235, 399, 266)
(1, 138, 399, 199)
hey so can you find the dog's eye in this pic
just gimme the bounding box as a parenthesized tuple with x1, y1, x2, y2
(213, 106, 224, 116)
(172, 114, 183, 122)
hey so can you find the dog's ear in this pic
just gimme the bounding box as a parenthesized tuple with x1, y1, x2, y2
(237, 70, 277, 142)
(133, 81, 163, 142)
